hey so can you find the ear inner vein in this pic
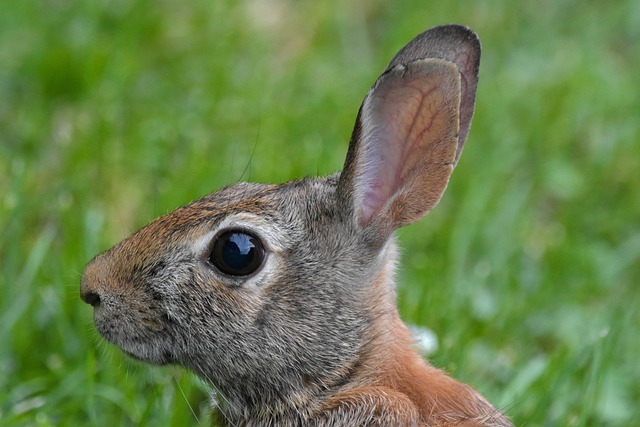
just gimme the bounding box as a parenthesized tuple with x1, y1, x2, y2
(355, 59, 461, 229)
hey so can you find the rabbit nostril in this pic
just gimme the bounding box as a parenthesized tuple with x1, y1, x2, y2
(82, 290, 101, 307)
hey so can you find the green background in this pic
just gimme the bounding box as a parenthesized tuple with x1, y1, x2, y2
(2, 0, 639, 425)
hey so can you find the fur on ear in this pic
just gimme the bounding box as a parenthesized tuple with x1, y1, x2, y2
(338, 25, 480, 235)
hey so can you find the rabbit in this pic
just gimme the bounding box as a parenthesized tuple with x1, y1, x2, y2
(81, 24, 513, 426)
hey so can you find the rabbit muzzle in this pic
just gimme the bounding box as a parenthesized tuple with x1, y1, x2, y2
(81, 251, 179, 365)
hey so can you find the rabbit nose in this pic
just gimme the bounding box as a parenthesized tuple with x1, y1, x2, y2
(80, 271, 103, 307)
(81, 254, 110, 307)
(81, 289, 101, 307)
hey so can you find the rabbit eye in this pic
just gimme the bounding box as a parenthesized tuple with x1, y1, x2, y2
(209, 230, 265, 276)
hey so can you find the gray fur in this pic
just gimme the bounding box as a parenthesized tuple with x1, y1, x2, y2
(81, 25, 513, 426)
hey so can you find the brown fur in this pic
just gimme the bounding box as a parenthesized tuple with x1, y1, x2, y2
(81, 25, 513, 426)
(318, 267, 511, 426)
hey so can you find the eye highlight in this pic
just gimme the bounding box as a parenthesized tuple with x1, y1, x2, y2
(209, 230, 265, 276)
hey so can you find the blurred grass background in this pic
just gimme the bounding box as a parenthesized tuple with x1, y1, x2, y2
(1, 0, 639, 425)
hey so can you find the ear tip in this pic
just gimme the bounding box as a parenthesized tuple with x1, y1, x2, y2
(435, 24, 480, 43)
(428, 24, 482, 64)
(426, 24, 480, 47)
(386, 24, 481, 76)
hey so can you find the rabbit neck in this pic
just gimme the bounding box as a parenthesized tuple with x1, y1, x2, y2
(355, 303, 509, 425)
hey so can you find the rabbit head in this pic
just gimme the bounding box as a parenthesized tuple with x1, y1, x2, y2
(81, 25, 502, 425)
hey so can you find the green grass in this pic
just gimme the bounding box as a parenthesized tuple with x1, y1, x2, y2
(1, 0, 639, 425)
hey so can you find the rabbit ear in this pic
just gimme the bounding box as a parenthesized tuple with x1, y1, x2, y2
(337, 25, 480, 234)
(385, 25, 480, 161)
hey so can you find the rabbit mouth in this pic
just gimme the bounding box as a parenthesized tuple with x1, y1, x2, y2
(93, 315, 176, 365)
(111, 335, 178, 365)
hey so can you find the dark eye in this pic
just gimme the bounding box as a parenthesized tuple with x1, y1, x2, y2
(209, 230, 265, 276)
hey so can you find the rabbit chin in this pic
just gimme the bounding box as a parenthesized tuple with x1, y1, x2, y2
(94, 318, 177, 365)
(115, 337, 178, 365)
(122, 346, 176, 365)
